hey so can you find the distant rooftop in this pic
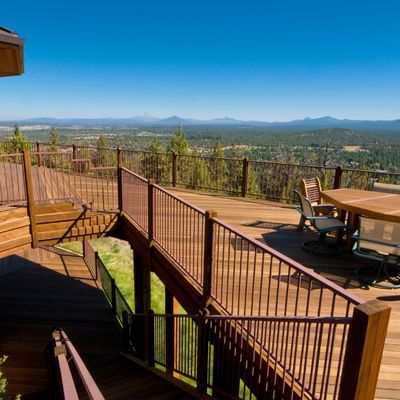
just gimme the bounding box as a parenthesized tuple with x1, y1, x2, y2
(0, 25, 24, 76)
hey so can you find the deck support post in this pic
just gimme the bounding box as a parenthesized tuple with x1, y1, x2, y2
(23, 150, 38, 247)
(165, 289, 175, 374)
(196, 309, 209, 394)
(133, 251, 151, 359)
(145, 309, 155, 367)
(339, 299, 390, 400)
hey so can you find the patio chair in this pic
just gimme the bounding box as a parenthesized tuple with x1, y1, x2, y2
(353, 217, 400, 288)
(372, 181, 400, 194)
(298, 177, 337, 231)
(294, 190, 346, 255)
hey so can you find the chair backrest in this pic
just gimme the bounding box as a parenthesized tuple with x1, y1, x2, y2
(300, 177, 322, 205)
(295, 190, 316, 219)
(372, 181, 400, 194)
(357, 216, 400, 257)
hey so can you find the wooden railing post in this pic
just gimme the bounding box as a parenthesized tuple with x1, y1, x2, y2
(196, 309, 209, 394)
(111, 278, 117, 315)
(36, 141, 41, 167)
(172, 152, 177, 187)
(145, 309, 155, 367)
(203, 210, 217, 307)
(165, 289, 175, 374)
(95, 252, 101, 284)
(241, 157, 249, 197)
(339, 299, 390, 400)
(23, 150, 38, 247)
(117, 147, 123, 211)
(148, 179, 155, 242)
(122, 310, 130, 352)
(334, 165, 343, 189)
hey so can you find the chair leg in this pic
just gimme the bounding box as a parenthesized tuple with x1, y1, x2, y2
(297, 215, 306, 231)
(355, 257, 400, 289)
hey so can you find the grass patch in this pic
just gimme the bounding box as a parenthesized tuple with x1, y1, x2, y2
(59, 238, 165, 312)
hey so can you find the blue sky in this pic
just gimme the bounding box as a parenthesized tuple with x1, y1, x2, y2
(1, 0, 400, 121)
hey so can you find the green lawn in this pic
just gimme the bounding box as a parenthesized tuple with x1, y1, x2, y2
(59, 237, 166, 313)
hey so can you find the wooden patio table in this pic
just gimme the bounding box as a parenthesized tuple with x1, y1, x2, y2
(320, 188, 400, 250)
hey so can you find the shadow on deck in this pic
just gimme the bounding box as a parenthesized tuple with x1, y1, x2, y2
(0, 248, 192, 399)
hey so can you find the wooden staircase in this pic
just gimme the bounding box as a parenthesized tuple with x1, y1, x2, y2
(0, 202, 119, 259)
(0, 206, 31, 258)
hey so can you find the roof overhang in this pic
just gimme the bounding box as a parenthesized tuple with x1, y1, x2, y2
(0, 26, 24, 76)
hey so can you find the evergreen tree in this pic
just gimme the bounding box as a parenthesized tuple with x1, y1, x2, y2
(169, 125, 190, 186)
(5, 124, 29, 153)
(142, 139, 170, 183)
(189, 148, 210, 190)
(169, 125, 189, 155)
(49, 127, 60, 152)
(95, 134, 108, 166)
(210, 143, 228, 192)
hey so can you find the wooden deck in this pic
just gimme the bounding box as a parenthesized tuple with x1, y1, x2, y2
(168, 189, 400, 400)
(0, 247, 193, 399)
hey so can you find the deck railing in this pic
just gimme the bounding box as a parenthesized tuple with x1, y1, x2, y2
(0, 149, 118, 211)
(152, 184, 206, 287)
(2, 140, 400, 204)
(0, 144, 392, 399)
(0, 153, 26, 205)
(119, 169, 390, 400)
(51, 328, 105, 400)
(83, 239, 133, 324)
(123, 312, 355, 400)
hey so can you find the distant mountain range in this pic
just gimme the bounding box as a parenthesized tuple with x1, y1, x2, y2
(1, 115, 400, 131)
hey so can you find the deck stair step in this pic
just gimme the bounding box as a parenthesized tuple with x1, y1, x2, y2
(0, 206, 32, 259)
(79, 355, 194, 400)
(0, 205, 28, 221)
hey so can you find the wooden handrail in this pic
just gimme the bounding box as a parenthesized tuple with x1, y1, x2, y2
(54, 329, 105, 400)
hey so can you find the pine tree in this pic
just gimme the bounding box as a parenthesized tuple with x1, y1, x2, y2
(169, 125, 190, 186)
(169, 125, 188, 155)
(142, 139, 170, 183)
(210, 143, 228, 192)
(5, 124, 29, 153)
(95, 134, 108, 166)
(49, 127, 60, 152)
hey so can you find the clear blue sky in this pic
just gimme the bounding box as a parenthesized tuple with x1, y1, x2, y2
(1, 0, 400, 121)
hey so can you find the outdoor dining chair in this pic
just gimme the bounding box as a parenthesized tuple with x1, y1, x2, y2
(294, 190, 346, 255)
(353, 216, 400, 288)
(297, 177, 337, 230)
